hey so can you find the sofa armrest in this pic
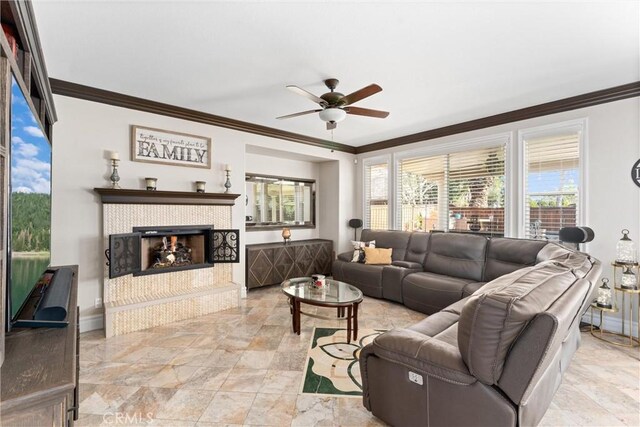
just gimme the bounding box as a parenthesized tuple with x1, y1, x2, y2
(337, 251, 354, 262)
(364, 329, 476, 385)
(392, 260, 424, 270)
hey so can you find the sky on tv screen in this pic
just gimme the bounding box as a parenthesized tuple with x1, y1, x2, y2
(10, 78, 51, 195)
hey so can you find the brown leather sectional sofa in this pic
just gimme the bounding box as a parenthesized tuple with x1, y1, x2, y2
(332, 229, 601, 426)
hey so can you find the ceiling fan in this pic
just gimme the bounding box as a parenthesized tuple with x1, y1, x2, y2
(277, 78, 389, 130)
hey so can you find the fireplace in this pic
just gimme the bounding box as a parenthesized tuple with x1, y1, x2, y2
(96, 190, 242, 337)
(107, 225, 239, 279)
(135, 225, 213, 276)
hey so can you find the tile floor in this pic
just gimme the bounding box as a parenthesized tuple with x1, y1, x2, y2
(77, 286, 639, 426)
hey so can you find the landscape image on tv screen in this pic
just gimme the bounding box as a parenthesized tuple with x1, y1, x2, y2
(9, 76, 51, 319)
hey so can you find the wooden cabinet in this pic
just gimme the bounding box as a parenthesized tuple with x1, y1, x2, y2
(246, 239, 333, 289)
(0, 266, 79, 427)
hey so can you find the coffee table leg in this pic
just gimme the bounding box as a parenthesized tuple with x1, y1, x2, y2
(347, 305, 353, 344)
(289, 297, 296, 333)
(353, 302, 359, 341)
(294, 299, 301, 335)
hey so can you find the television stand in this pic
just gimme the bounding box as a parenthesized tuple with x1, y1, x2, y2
(0, 265, 79, 426)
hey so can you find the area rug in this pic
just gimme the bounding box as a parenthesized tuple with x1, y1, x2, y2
(301, 327, 385, 397)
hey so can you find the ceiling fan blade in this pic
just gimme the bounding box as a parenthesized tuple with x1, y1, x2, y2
(276, 109, 322, 120)
(345, 106, 390, 118)
(340, 84, 382, 106)
(326, 121, 337, 130)
(286, 85, 328, 106)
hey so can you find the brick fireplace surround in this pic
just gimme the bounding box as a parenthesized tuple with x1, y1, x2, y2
(97, 190, 242, 337)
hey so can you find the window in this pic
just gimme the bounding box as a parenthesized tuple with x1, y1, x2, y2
(364, 160, 389, 230)
(397, 154, 445, 231)
(397, 145, 506, 235)
(523, 130, 581, 240)
(245, 175, 315, 229)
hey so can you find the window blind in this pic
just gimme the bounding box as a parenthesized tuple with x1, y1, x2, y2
(524, 134, 580, 239)
(396, 145, 505, 233)
(364, 162, 389, 230)
(397, 155, 446, 231)
(448, 146, 506, 234)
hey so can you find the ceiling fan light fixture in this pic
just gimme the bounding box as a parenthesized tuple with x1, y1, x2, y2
(319, 108, 347, 123)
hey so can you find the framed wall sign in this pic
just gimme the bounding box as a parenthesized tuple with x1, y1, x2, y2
(131, 125, 211, 169)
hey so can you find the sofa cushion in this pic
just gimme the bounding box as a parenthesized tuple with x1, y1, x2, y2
(370, 328, 476, 385)
(457, 259, 589, 385)
(409, 311, 459, 337)
(332, 260, 385, 298)
(404, 232, 430, 264)
(361, 229, 411, 261)
(402, 272, 478, 315)
(423, 233, 488, 281)
(483, 237, 548, 282)
(382, 265, 422, 303)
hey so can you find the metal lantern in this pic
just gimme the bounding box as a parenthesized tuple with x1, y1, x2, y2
(596, 278, 613, 309)
(616, 229, 636, 264)
(621, 266, 638, 290)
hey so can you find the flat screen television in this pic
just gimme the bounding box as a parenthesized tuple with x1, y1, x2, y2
(6, 74, 52, 329)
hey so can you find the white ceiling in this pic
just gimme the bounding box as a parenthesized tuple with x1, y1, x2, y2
(33, 1, 639, 147)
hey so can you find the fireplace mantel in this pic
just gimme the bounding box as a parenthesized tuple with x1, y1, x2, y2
(94, 188, 240, 205)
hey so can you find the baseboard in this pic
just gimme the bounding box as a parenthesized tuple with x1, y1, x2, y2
(79, 314, 104, 333)
(581, 312, 638, 335)
(241, 286, 247, 298)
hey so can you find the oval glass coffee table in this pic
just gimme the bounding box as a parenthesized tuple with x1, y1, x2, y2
(281, 277, 363, 343)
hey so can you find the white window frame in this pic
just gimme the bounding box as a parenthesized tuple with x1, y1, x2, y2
(362, 154, 392, 230)
(517, 118, 588, 240)
(393, 133, 513, 235)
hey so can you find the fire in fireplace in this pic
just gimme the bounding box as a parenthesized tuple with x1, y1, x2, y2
(149, 235, 194, 269)
(106, 225, 240, 279)
(136, 226, 211, 275)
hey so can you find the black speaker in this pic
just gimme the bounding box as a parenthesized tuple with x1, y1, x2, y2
(559, 226, 595, 244)
(348, 219, 363, 229)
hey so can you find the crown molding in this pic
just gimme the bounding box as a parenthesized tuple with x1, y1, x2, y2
(50, 79, 356, 154)
(51, 78, 640, 156)
(355, 81, 640, 154)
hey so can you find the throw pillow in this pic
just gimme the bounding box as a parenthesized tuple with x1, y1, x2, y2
(350, 240, 376, 263)
(351, 240, 376, 250)
(364, 247, 393, 265)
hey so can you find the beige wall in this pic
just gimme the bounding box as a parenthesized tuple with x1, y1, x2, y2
(50, 95, 356, 331)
